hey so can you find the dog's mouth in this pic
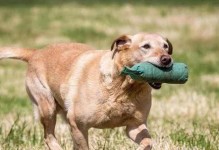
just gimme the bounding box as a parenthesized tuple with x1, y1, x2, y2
(149, 82, 162, 89)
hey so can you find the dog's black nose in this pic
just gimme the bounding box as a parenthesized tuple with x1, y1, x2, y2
(161, 55, 171, 66)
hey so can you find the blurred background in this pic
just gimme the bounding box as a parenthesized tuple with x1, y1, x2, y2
(0, 0, 219, 149)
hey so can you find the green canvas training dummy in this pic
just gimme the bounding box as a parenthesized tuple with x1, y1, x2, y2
(121, 62, 188, 84)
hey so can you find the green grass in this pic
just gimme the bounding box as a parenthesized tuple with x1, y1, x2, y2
(0, 95, 30, 115)
(62, 27, 108, 43)
(0, 116, 43, 150)
(170, 122, 219, 149)
(0, 0, 219, 149)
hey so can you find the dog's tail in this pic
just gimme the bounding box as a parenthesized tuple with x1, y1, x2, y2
(0, 47, 35, 62)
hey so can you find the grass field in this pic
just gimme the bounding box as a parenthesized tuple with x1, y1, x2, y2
(0, 0, 219, 149)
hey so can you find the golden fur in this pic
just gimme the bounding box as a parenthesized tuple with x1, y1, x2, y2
(0, 33, 173, 150)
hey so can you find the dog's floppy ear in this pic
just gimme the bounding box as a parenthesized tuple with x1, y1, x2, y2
(166, 38, 173, 55)
(111, 35, 131, 59)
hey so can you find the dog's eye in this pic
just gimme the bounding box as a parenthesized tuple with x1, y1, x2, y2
(164, 44, 168, 49)
(142, 44, 151, 49)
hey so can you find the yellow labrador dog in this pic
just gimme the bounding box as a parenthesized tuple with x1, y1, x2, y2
(0, 33, 173, 150)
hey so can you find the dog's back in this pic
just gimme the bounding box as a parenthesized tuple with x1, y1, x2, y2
(0, 43, 94, 63)
(0, 42, 95, 104)
(28, 43, 95, 99)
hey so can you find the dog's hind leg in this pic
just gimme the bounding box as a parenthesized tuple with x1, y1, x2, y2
(26, 73, 62, 150)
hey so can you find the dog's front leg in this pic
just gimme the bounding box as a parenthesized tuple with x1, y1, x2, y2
(67, 115, 89, 150)
(126, 124, 152, 150)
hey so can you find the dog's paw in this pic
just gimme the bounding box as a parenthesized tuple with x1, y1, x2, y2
(137, 144, 152, 150)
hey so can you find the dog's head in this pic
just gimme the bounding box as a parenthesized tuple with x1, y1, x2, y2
(111, 33, 173, 89)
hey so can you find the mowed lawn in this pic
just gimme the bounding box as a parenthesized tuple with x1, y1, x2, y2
(0, 0, 219, 149)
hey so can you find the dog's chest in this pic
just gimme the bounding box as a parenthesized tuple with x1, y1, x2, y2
(108, 101, 136, 119)
(92, 99, 147, 128)
(89, 84, 151, 128)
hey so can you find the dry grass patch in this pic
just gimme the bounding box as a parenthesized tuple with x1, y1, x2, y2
(201, 74, 219, 86)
